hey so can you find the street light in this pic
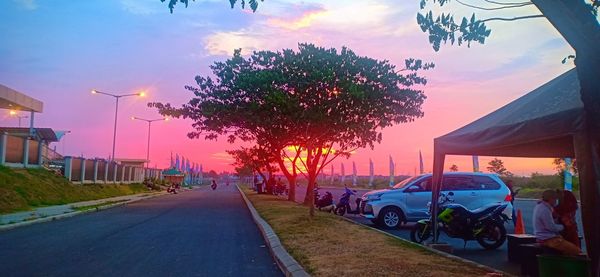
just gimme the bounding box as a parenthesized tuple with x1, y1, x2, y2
(132, 116, 167, 167)
(9, 110, 29, 128)
(91, 89, 145, 161)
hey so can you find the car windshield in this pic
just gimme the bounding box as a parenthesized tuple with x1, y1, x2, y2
(392, 176, 420, 189)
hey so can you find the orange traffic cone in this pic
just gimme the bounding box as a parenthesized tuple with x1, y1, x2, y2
(514, 209, 525, 234)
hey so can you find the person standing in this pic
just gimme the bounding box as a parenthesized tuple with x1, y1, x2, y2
(555, 189, 581, 248)
(505, 180, 517, 226)
(532, 190, 581, 256)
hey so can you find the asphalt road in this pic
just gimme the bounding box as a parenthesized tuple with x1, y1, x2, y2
(0, 186, 281, 277)
(294, 185, 585, 276)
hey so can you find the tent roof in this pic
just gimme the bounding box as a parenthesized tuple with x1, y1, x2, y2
(434, 69, 582, 158)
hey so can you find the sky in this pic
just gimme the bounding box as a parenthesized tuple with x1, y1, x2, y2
(0, 0, 577, 176)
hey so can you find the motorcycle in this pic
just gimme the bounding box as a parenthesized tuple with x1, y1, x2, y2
(334, 187, 362, 216)
(314, 188, 334, 211)
(166, 184, 178, 194)
(410, 192, 509, 250)
(274, 183, 287, 196)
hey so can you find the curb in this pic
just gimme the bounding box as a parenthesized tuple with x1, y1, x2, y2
(0, 192, 168, 232)
(337, 215, 516, 277)
(236, 185, 310, 277)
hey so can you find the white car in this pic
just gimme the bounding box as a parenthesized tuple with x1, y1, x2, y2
(360, 172, 514, 229)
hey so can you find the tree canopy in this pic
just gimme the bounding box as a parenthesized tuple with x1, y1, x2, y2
(150, 43, 433, 208)
(417, 0, 599, 52)
(161, 0, 262, 13)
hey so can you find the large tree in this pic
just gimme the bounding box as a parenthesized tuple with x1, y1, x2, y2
(151, 43, 432, 215)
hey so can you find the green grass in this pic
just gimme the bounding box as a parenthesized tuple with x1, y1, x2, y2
(242, 187, 490, 277)
(503, 174, 580, 199)
(0, 165, 148, 214)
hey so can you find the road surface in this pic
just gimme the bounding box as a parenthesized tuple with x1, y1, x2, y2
(0, 186, 282, 277)
(293, 185, 584, 276)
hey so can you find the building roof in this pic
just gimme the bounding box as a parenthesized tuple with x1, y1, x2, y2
(0, 127, 59, 142)
(162, 168, 184, 176)
(0, 84, 43, 113)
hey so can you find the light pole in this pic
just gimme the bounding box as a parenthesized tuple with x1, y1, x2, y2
(132, 116, 167, 168)
(91, 89, 144, 161)
(9, 110, 29, 128)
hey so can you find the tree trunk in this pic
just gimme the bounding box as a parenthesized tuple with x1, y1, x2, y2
(529, 2, 600, 274)
(574, 55, 600, 277)
(276, 157, 296, 202)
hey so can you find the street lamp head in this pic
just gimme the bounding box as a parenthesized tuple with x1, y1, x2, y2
(9, 110, 16, 116)
(164, 117, 169, 121)
(138, 91, 146, 97)
(91, 89, 98, 94)
(131, 116, 136, 120)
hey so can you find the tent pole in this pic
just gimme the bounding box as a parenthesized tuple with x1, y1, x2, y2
(431, 147, 445, 244)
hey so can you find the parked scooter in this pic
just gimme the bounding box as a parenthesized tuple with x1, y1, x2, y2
(314, 188, 334, 211)
(410, 192, 510, 249)
(334, 187, 362, 216)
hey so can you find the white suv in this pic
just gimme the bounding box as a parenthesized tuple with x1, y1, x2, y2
(360, 172, 514, 229)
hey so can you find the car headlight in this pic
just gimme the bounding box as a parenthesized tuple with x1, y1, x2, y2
(366, 193, 383, 201)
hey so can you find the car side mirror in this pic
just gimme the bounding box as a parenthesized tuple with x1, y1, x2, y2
(448, 191, 455, 196)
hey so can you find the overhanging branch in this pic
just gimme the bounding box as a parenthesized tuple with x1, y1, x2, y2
(456, 0, 532, 10)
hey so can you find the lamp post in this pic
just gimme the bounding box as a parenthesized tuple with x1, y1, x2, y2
(9, 111, 29, 128)
(91, 89, 144, 161)
(132, 116, 167, 168)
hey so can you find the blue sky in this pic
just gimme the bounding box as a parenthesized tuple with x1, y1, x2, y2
(0, 0, 578, 175)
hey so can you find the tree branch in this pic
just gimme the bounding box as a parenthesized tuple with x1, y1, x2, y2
(456, 0, 532, 10)
(483, 0, 532, 5)
(480, 14, 544, 22)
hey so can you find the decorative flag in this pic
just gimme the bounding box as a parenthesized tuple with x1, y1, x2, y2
(340, 163, 346, 185)
(419, 150, 424, 174)
(170, 152, 174, 168)
(389, 155, 395, 187)
(369, 158, 374, 187)
(330, 164, 335, 185)
(564, 158, 573, 191)
(472, 156, 480, 172)
(352, 161, 357, 186)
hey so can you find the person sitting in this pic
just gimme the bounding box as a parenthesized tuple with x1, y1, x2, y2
(555, 189, 581, 248)
(533, 190, 581, 256)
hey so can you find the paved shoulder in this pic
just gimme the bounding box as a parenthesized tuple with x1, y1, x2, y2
(0, 185, 282, 277)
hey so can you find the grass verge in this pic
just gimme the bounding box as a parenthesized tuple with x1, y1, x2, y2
(242, 188, 491, 277)
(0, 165, 148, 214)
(73, 200, 129, 212)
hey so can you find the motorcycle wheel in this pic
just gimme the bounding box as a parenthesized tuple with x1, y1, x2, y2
(410, 222, 431, 243)
(335, 206, 346, 216)
(476, 220, 507, 250)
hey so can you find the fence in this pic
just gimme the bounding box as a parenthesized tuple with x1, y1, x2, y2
(63, 157, 163, 184)
(0, 132, 44, 167)
(0, 132, 163, 184)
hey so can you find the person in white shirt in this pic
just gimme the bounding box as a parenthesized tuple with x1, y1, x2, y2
(532, 190, 581, 256)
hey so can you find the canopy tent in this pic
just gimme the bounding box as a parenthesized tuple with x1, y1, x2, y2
(430, 68, 599, 270)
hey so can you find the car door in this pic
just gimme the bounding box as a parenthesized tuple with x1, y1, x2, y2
(404, 177, 432, 220)
(441, 175, 479, 210)
(472, 175, 503, 207)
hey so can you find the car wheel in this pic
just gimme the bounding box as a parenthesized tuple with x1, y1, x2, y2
(377, 207, 404, 229)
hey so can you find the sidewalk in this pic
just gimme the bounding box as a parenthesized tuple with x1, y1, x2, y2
(0, 191, 165, 225)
